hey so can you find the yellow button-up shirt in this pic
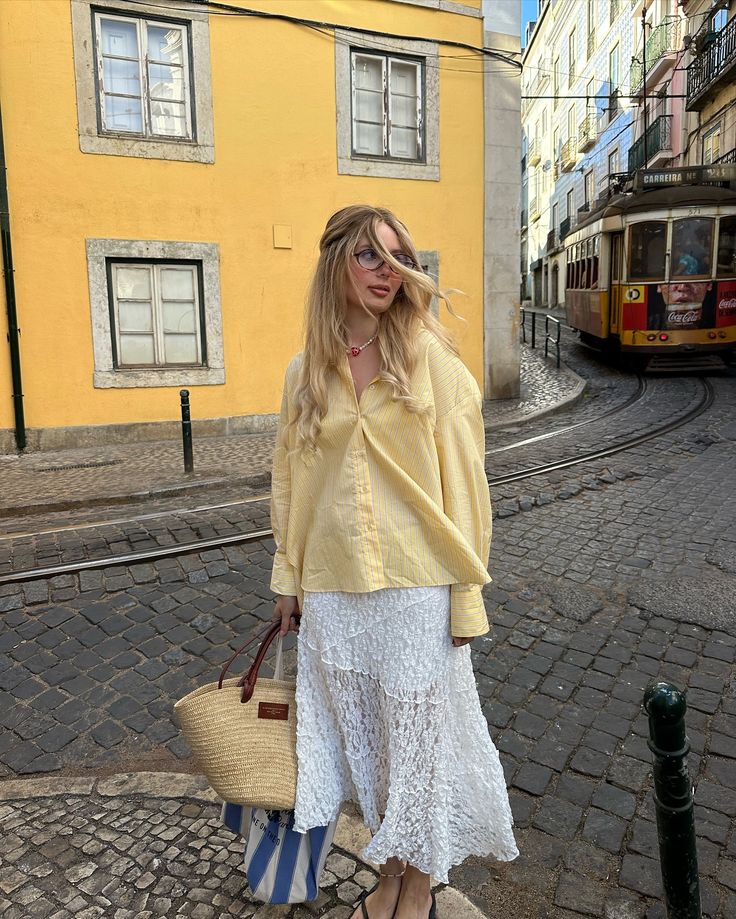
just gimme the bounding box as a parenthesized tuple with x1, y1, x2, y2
(270, 328, 492, 637)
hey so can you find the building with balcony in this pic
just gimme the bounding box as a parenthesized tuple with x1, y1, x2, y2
(682, 0, 736, 171)
(521, 0, 634, 309)
(626, 2, 688, 174)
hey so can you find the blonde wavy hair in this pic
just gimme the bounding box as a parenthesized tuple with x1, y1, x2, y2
(292, 205, 458, 451)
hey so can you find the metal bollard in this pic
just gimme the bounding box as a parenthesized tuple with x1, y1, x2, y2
(531, 310, 537, 349)
(180, 389, 194, 474)
(643, 682, 701, 919)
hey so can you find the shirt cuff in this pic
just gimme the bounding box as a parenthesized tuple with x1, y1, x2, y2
(450, 584, 490, 638)
(270, 554, 299, 597)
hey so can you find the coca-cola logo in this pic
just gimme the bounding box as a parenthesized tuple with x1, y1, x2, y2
(666, 309, 700, 326)
(719, 297, 736, 315)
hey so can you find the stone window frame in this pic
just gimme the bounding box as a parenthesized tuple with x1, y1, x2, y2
(71, 0, 215, 163)
(418, 250, 440, 316)
(87, 238, 224, 388)
(336, 29, 440, 181)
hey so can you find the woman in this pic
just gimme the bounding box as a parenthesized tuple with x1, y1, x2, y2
(271, 205, 518, 919)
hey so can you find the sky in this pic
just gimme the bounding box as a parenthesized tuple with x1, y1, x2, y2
(521, 0, 537, 46)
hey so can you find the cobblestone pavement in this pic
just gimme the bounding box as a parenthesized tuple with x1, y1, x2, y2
(0, 345, 581, 521)
(0, 774, 482, 919)
(1, 336, 735, 917)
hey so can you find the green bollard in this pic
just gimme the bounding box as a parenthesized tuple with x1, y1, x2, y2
(643, 681, 701, 919)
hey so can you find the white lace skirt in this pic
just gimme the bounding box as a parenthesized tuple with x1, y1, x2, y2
(292, 585, 519, 883)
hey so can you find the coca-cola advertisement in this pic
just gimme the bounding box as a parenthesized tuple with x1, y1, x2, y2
(716, 281, 736, 328)
(642, 280, 736, 330)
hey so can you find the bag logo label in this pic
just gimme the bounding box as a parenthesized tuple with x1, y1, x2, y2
(258, 702, 289, 720)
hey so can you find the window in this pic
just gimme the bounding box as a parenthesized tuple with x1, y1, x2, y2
(629, 222, 667, 281)
(586, 0, 595, 57)
(717, 217, 736, 278)
(553, 56, 560, 110)
(608, 148, 619, 176)
(94, 12, 192, 139)
(552, 201, 559, 231)
(584, 169, 594, 207)
(553, 127, 560, 159)
(71, 0, 213, 162)
(608, 45, 620, 121)
(568, 30, 576, 86)
(586, 77, 595, 109)
(703, 125, 721, 165)
(671, 218, 713, 278)
(541, 108, 547, 137)
(567, 106, 576, 141)
(336, 30, 438, 180)
(351, 51, 423, 161)
(110, 262, 203, 367)
(566, 188, 575, 218)
(86, 238, 224, 388)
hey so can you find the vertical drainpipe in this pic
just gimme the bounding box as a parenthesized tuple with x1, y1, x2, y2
(0, 98, 26, 451)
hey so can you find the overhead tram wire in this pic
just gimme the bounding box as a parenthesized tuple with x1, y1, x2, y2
(124, 0, 522, 68)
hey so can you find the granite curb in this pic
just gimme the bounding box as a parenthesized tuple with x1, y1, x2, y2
(0, 771, 490, 918)
(484, 358, 586, 434)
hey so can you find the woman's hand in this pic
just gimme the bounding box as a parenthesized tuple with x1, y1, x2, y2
(452, 636, 474, 647)
(273, 594, 301, 637)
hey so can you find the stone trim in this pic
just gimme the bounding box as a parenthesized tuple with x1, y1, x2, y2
(391, 0, 483, 17)
(70, 0, 215, 163)
(418, 249, 440, 315)
(335, 29, 440, 181)
(86, 238, 224, 388)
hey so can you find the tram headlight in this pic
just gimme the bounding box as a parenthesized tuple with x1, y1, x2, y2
(659, 334, 669, 341)
(647, 334, 656, 341)
(718, 331, 727, 339)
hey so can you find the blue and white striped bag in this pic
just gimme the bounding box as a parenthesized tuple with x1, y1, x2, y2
(221, 802, 337, 904)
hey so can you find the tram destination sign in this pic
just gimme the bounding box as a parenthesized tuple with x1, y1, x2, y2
(634, 164, 736, 189)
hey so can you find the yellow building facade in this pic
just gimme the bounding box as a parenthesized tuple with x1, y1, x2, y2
(0, 0, 486, 451)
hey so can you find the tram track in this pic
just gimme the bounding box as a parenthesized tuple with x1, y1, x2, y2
(0, 371, 646, 542)
(0, 377, 714, 586)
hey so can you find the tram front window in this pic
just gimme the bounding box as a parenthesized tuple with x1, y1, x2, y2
(630, 222, 666, 281)
(717, 216, 736, 277)
(672, 217, 713, 278)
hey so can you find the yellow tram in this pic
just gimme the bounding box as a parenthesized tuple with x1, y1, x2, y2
(564, 176, 736, 369)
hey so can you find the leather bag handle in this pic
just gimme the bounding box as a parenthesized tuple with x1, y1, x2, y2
(217, 620, 275, 690)
(238, 621, 282, 704)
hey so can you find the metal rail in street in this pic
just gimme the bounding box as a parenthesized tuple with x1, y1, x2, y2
(0, 379, 714, 586)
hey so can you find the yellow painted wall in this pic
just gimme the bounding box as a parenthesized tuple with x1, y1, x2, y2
(0, 0, 485, 433)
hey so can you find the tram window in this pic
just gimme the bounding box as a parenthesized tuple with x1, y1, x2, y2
(629, 222, 666, 281)
(717, 216, 736, 277)
(591, 253, 599, 288)
(672, 217, 713, 278)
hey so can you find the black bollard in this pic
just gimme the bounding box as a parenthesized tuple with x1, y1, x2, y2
(531, 310, 537, 349)
(643, 682, 701, 919)
(180, 389, 194, 474)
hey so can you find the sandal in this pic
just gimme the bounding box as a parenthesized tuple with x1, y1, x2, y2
(354, 869, 405, 918)
(428, 889, 437, 918)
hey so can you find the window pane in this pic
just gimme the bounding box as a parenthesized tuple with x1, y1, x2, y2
(103, 58, 141, 96)
(105, 95, 143, 132)
(162, 301, 197, 334)
(147, 25, 184, 66)
(354, 55, 382, 90)
(118, 300, 153, 332)
(164, 333, 198, 363)
(119, 333, 155, 364)
(390, 61, 417, 97)
(355, 88, 383, 124)
(160, 268, 195, 299)
(150, 100, 187, 137)
(390, 92, 417, 128)
(148, 63, 185, 102)
(101, 18, 139, 58)
(116, 267, 151, 298)
(717, 216, 736, 278)
(354, 121, 383, 155)
(629, 222, 667, 280)
(672, 218, 713, 277)
(390, 126, 419, 159)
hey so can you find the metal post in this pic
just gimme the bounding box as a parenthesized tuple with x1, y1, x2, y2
(180, 389, 194, 474)
(531, 310, 537, 349)
(643, 682, 701, 919)
(521, 307, 527, 344)
(642, 8, 648, 168)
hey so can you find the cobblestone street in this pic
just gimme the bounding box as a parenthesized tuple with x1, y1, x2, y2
(1, 338, 735, 918)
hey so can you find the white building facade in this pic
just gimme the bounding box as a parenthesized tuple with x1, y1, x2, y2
(522, 0, 637, 308)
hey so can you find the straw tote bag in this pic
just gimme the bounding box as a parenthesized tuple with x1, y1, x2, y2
(174, 621, 297, 809)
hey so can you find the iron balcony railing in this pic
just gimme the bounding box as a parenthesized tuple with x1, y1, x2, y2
(561, 137, 577, 171)
(546, 229, 558, 252)
(715, 147, 736, 165)
(628, 114, 672, 172)
(578, 112, 597, 151)
(630, 15, 681, 92)
(687, 14, 736, 111)
(560, 215, 575, 238)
